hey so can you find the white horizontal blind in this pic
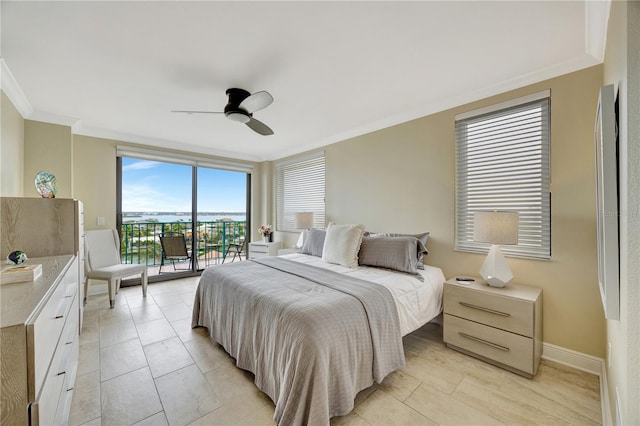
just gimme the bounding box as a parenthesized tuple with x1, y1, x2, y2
(276, 153, 326, 232)
(455, 96, 551, 259)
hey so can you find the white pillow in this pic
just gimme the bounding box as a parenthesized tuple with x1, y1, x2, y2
(322, 223, 365, 268)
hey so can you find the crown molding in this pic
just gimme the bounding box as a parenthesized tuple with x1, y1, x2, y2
(266, 53, 600, 162)
(28, 111, 82, 129)
(73, 126, 263, 163)
(585, 0, 611, 62)
(0, 59, 33, 117)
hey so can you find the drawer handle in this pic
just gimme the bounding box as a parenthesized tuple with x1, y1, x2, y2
(459, 302, 510, 317)
(459, 332, 510, 352)
(55, 298, 69, 319)
(56, 341, 74, 376)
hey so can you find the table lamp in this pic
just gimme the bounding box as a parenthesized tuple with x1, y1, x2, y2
(294, 212, 313, 248)
(473, 211, 519, 288)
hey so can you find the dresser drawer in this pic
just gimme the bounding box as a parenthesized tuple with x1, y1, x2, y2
(444, 284, 534, 337)
(32, 291, 79, 426)
(30, 283, 68, 396)
(29, 259, 78, 398)
(62, 261, 78, 298)
(444, 314, 534, 375)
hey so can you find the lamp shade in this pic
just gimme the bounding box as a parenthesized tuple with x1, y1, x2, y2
(473, 211, 519, 245)
(294, 212, 313, 230)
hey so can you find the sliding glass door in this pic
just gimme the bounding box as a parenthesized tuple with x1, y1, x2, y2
(196, 167, 249, 268)
(117, 156, 249, 281)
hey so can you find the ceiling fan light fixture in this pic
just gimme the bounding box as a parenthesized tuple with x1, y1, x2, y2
(173, 87, 273, 135)
(226, 111, 250, 124)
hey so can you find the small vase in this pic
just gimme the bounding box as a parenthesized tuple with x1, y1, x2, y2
(264, 235, 270, 243)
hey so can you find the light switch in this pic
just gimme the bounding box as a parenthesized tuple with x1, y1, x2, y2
(97, 216, 105, 226)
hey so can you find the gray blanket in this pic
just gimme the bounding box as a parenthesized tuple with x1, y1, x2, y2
(192, 256, 405, 426)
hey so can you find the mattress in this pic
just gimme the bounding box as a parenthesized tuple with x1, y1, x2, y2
(280, 253, 445, 335)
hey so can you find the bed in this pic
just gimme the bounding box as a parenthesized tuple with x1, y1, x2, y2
(192, 225, 445, 425)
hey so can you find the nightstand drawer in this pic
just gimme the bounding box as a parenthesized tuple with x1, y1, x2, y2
(251, 245, 270, 254)
(444, 284, 534, 337)
(444, 314, 534, 375)
(248, 242, 281, 259)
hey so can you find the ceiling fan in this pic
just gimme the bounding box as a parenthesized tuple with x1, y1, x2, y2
(173, 88, 274, 135)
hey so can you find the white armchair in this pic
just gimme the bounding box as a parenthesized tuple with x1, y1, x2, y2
(84, 229, 147, 308)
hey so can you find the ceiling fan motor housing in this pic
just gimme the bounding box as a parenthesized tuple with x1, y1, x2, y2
(224, 88, 252, 123)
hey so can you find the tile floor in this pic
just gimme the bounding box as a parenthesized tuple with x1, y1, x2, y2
(70, 277, 602, 426)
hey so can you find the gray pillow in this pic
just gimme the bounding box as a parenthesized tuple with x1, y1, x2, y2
(300, 228, 326, 257)
(367, 232, 429, 269)
(358, 236, 419, 274)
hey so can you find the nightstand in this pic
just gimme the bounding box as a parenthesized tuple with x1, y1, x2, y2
(248, 241, 281, 259)
(443, 277, 542, 378)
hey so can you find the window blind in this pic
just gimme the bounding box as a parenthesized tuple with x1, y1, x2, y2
(116, 145, 254, 173)
(276, 152, 326, 232)
(455, 95, 551, 259)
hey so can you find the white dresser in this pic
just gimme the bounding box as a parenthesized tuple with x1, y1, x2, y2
(443, 277, 542, 378)
(1, 255, 80, 425)
(1, 197, 84, 335)
(248, 241, 282, 259)
(1, 197, 84, 425)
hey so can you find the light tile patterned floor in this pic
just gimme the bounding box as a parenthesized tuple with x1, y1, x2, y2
(70, 277, 602, 425)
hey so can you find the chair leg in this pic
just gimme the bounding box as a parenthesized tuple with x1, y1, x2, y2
(141, 269, 148, 297)
(108, 278, 117, 308)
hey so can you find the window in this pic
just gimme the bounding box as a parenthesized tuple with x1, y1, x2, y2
(116, 146, 252, 278)
(276, 152, 325, 232)
(455, 91, 551, 259)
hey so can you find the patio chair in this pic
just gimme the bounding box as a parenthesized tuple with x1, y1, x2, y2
(84, 229, 147, 308)
(159, 232, 196, 273)
(223, 240, 246, 263)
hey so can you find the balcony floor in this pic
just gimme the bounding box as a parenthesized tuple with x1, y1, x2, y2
(143, 250, 245, 278)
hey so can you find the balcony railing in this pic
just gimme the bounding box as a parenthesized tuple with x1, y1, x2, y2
(120, 220, 246, 272)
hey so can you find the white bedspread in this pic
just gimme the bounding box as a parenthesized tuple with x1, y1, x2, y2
(280, 253, 445, 336)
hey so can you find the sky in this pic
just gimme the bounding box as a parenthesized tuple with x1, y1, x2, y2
(122, 157, 247, 212)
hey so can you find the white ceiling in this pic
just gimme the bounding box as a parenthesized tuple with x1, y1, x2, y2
(1, 1, 608, 162)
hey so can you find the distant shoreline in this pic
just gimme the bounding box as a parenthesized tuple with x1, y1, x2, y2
(122, 212, 247, 223)
(123, 212, 246, 216)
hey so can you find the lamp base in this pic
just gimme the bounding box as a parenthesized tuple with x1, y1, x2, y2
(479, 244, 513, 288)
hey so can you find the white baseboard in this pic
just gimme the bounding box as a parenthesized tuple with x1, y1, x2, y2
(542, 342, 603, 375)
(542, 342, 612, 425)
(601, 367, 614, 426)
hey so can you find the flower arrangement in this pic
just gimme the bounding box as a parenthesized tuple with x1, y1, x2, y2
(258, 225, 273, 236)
(258, 224, 273, 242)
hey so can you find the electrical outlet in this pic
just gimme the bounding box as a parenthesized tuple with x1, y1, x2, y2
(97, 216, 105, 226)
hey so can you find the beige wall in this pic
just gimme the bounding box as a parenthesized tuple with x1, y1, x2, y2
(72, 135, 118, 231)
(324, 65, 606, 357)
(1, 91, 24, 196)
(603, 1, 640, 424)
(24, 120, 72, 198)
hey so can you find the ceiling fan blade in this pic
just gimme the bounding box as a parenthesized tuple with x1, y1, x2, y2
(246, 117, 274, 136)
(239, 91, 273, 114)
(172, 110, 224, 114)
